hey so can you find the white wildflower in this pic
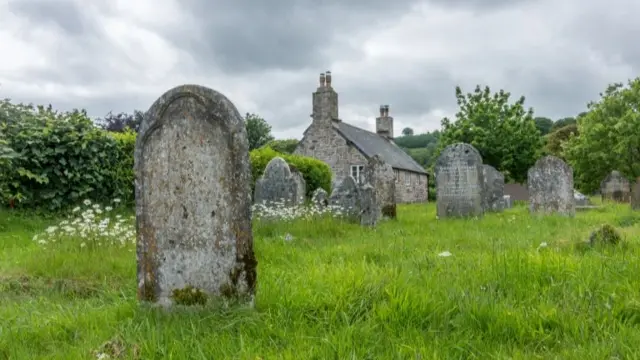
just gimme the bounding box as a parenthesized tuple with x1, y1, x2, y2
(438, 251, 452, 257)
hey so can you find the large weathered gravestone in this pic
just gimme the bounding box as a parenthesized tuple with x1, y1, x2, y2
(600, 170, 631, 202)
(254, 157, 305, 207)
(482, 164, 505, 212)
(527, 155, 575, 216)
(329, 176, 360, 220)
(631, 177, 640, 210)
(311, 188, 329, 209)
(134, 84, 256, 307)
(434, 143, 484, 218)
(363, 154, 397, 219)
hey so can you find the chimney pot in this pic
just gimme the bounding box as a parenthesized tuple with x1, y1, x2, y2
(325, 70, 332, 86)
(379, 105, 384, 116)
(319, 73, 325, 87)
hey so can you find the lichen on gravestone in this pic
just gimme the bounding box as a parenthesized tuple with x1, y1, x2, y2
(363, 154, 396, 221)
(481, 164, 506, 212)
(600, 170, 631, 203)
(134, 84, 257, 308)
(328, 176, 361, 221)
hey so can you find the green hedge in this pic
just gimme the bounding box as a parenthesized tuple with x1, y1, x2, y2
(250, 147, 332, 197)
(0, 101, 135, 210)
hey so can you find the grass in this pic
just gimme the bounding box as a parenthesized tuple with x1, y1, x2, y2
(1, 202, 640, 359)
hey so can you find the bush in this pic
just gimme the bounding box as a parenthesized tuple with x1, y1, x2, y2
(250, 147, 332, 197)
(108, 130, 136, 205)
(0, 100, 129, 210)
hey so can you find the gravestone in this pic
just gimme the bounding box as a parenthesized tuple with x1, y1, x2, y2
(527, 155, 575, 216)
(600, 170, 631, 202)
(290, 167, 307, 204)
(311, 188, 328, 208)
(359, 183, 377, 227)
(631, 177, 640, 210)
(134, 84, 256, 307)
(363, 154, 397, 219)
(434, 143, 484, 218)
(482, 164, 505, 212)
(502, 195, 512, 209)
(328, 176, 360, 220)
(254, 157, 305, 207)
(574, 190, 591, 206)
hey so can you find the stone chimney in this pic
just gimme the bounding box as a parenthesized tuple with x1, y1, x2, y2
(311, 70, 339, 127)
(376, 104, 393, 139)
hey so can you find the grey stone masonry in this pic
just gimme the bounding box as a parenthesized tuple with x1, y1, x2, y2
(134, 84, 256, 307)
(435, 143, 485, 218)
(329, 176, 361, 220)
(294, 71, 428, 204)
(482, 164, 505, 212)
(363, 154, 397, 219)
(600, 170, 631, 202)
(359, 182, 378, 227)
(254, 157, 306, 207)
(527, 155, 575, 216)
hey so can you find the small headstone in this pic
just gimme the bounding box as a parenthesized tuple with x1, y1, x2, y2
(502, 195, 512, 209)
(527, 155, 575, 216)
(574, 190, 591, 206)
(134, 84, 256, 307)
(328, 176, 360, 220)
(600, 170, 631, 203)
(254, 157, 305, 207)
(363, 154, 397, 220)
(434, 143, 484, 218)
(482, 164, 505, 212)
(631, 177, 640, 210)
(359, 182, 377, 227)
(311, 188, 329, 209)
(289, 166, 307, 204)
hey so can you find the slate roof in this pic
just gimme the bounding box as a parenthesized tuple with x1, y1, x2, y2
(333, 121, 427, 175)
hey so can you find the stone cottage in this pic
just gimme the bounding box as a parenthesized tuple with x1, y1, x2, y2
(294, 71, 428, 203)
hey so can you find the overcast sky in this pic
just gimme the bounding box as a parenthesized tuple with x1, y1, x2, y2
(1, 0, 638, 139)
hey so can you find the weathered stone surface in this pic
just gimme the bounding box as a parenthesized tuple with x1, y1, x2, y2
(290, 166, 307, 204)
(328, 176, 360, 220)
(600, 170, 631, 202)
(311, 188, 328, 208)
(254, 157, 305, 207)
(434, 143, 484, 218)
(482, 164, 505, 212)
(527, 155, 575, 216)
(134, 84, 256, 307)
(363, 154, 397, 220)
(359, 182, 377, 227)
(631, 177, 640, 210)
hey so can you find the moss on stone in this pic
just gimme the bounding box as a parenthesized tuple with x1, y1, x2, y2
(170, 285, 208, 306)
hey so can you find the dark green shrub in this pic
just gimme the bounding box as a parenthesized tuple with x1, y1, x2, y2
(108, 130, 136, 205)
(250, 147, 332, 197)
(0, 100, 124, 210)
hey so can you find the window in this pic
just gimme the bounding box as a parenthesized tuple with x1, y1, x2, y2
(350, 165, 365, 183)
(405, 172, 411, 185)
(394, 169, 400, 183)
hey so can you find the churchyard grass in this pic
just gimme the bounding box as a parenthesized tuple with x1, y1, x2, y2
(2, 201, 640, 359)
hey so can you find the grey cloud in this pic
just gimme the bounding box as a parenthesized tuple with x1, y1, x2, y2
(165, 0, 421, 74)
(7, 0, 90, 35)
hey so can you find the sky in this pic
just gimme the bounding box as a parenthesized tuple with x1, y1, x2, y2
(1, 0, 638, 140)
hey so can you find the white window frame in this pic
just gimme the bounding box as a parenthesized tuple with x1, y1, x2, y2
(394, 169, 400, 183)
(405, 171, 411, 185)
(350, 165, 365, 183)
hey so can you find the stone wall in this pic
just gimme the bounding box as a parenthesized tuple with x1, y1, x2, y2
(294, 123, 368, 188)
(395, 170, 428, 203)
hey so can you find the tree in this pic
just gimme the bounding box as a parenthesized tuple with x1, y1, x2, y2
(245, 113, 274, 150)
(436, 85, 544, 183)
(550, 117, 577, 132)
(97, 110, 144, 132)
(264, 139, 299, 154)
(564, 77, 640, 193)
(544, 123, 578, 159)
(534, 117, 554, 135)
(401, 127, 414, 136)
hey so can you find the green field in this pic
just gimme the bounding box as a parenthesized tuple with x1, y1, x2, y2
(2, 201, 640, 359)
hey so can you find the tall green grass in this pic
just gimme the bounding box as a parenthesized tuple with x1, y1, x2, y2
(1, 202, 639, 359)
